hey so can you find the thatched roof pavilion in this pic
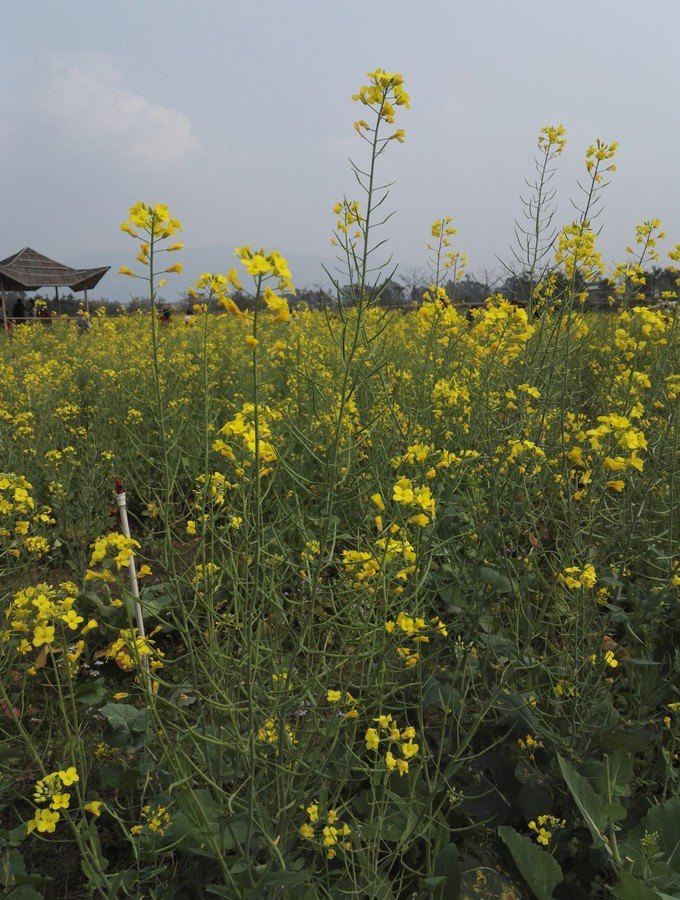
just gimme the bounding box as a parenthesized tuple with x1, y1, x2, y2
(0, 247, 109, 324)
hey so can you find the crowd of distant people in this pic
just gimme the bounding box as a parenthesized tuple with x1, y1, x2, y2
(9, 296, 51, 322)
(3, 296, 52, 333)
(3, 299, 196, 334)
(157, 306, 197, 326)
(3, 295, 92, 333)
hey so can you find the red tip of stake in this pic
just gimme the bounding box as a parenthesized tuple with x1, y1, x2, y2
(114, 479, 125, 494)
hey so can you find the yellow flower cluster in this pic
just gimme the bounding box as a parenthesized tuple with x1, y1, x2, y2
(470, 295, 536, 364)
(332, 199, 363, 236)
(234, 246, 294, 294)
(190, 270, 242, 308)
(341, 549, 380, 587)
(665, 374, 680, 404)
(119, 202, 183, 283)
(327, 688, 359, 719)
(531, 273, 559, 308)
(300, 802, 351, 860)
(563, 409, 648, 498)
(603, 649, 618, 668)
(431, 378, 471, 420)
(615, 306, 669, 356)
(212, 402, 280, 475)
(301, 539, 320, 561)
(609, 261, 647, 303)
(121, 202, 182, 238)
(416, 286, 466, 338)
(385, 611, 448, 667)
(499, 438, 546, 476)
(528, 813, 566, 845)
(629, 219, 665, 262)
(585, 139, 618, 182)
(588, 413, 647, 484)
(426, 217, 468, 280)
(104, 627, 165, 673)
(517, 734, 543, 758)
(262, 286, 291, 324)
(27, 767, 79, 834)
(365, 715, 419, 776)
(257, 718, 297, 751)
(85, 532, 141, 582)
(131, 804, 172, 837)
(272, 670, 291, 690)
(555, 221, 605, 284)
(0, 472, 34, 515)
(191, 254, 293, 329)
(0, 473, 53, 557)
(351, 68, 410, 128)
(391, 476, 436, 526)
(442, 250, 468, 278)
(342, 530, 417, 592)
(376, 535, 418, 585)
(192, 561, 221, 585)
(391, 442, 432, 468)
(2, 582, 95, 659)
(558, 564, 597, 590)
(504, 383, 542, 413)
(430, 217, 456, 240)
(537, 123, 567, 155)
(196, 471, 232, 505)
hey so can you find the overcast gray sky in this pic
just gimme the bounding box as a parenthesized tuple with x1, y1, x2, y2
(2, 0, 679, 297)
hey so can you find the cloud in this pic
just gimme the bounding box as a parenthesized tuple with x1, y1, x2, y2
(31, 54, 199, 167)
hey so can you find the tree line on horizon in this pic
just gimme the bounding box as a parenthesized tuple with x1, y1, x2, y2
(4, 263, 678, 318)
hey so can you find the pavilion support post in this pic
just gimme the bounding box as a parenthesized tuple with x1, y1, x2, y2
(1, 286, 7, 331)
(84, 289, 89, 315)
(55, 286, 60, 316)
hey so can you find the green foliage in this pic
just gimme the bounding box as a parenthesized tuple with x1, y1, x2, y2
(558, 754, 609, 849)
(0, 64, 678, 900)
(498, 826, 563, 899)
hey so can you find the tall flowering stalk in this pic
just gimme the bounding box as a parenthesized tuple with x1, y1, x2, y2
(428, 216, 467, 297)
(325, 67, 409, 463)
(197, 248, 294, 880)
(609, 219, 666, 307)
(554, 138, 618, 306)
(119, 203, 184, 552)
(119, 202, 183, 308)
(510, 124, 566, 312)
(330, 68, 409, 307)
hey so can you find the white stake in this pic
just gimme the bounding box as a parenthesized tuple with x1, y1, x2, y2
(114, 480, 145, 637)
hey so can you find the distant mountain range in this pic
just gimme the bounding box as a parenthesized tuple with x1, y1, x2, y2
(67, 245, 339, 303)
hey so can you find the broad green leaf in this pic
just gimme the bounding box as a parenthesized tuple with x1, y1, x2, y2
(599, 728, 654, 753)
(557, 755, 607, 850)
(479, 566, 515, 594)
(498, 826, 563, 900)
(591, 750, 632, 800)
(1, 848, 26, 885)
(461, 867, 515, 897)
(75, 679, 105, 705)
(259, 870, 313, 886)
(432, 842, 461, 899)
(99, 702, 149, 736)
(621, 798, 680, 894)
(608, 749, 633, 799)
(642, 799, 680, 874)
(613, 871, 664, 900)
(602, 802, 627, 823)
(6, 887, 44, 900)
(422, 875, 447, 889)
(172, 789, 247, 855)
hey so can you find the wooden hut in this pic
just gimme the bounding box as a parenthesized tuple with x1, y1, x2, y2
(0, 247, 109, 326)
